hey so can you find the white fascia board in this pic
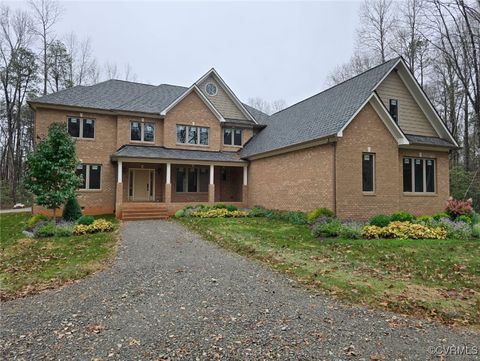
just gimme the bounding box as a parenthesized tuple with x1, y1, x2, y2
(376, 58, 459, 147)
(369, 94, 410, 145)
(160, 84, 225, 122)
(196, 68, 258, 124)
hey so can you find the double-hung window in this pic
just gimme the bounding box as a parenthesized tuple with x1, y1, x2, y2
(403, 157, 435, 193)
(389, 99, 398, 123)
(175, 167, 209, 192)
(223, 128, 242, 146)
(68, 117, 95, 139)
(362, 153, 375, 192)
(76, 164, 102, 190)
(130, 121, 155, 142)
(176, 125, 209, 145)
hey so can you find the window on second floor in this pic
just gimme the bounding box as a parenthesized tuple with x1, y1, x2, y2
(131, 121, 155, 142)
(68, 117, 95, 139)
(176, 125, 209, 145)
(76, 164, 101, 190)
(389, 99, 398, 123)
(223, 128, 242, 146)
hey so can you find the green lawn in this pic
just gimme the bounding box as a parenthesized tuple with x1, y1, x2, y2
(178, 217, 480, 327)
(0, 213, 118, 300)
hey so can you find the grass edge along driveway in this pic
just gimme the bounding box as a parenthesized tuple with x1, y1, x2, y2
(177, 216, 480, 328)
(0, 213, 119, 300)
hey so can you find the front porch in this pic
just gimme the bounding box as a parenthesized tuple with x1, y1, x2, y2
(114, 160, 248, 219)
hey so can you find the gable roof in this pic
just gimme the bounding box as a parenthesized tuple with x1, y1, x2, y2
(241, 57, 458, 158)
(240, 58, 401, 158)
(29, 77, 269, 124)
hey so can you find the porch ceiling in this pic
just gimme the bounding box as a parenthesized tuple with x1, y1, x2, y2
(111, 145, 247, 165)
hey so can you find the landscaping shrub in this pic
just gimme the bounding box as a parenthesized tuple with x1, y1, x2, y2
(338, 221, 364, 239)
(248, 206, 268, 217)
(436, 218, 472, 240)
(287, 211, 308, 225)
(213, 203, 227, 209)
(174, 209, 185, 218)
(62, 196, 82, 221)
(472, 224, 480, 238)
(26, 214, 50, 229)
(363, 221, 446, 240)
(390, 211, 415, 222)
(73, 219, 114, 235)
(77, 215, 95, 225)
(472, 211, 479, 225)
(312, 219, 342, 238)
(415, 215, 433, 225)
(369, 214, 391, 227)
(226, 204, 238, 212)
(34, 223, 57, 238)
(191, 208, 248, 218)
(432, 212, 450, 221)
(307, 208, 335, 222)
(55, 224, 73, 237)
(445, 198, 473, 219)
(456, 214, 473, 224)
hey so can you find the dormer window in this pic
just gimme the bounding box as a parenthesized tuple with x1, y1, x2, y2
(223, 128, 242, 146)
(389, 99, 398, 123)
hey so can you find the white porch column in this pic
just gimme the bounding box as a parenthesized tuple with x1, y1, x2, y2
(166, 162, 171, 184)
(208, 165, 215, 203)
(242, 165, 248, 205)
(117, 161, 123, 183)
(243, 165, 248, 186)
(165, 162, 172, 204)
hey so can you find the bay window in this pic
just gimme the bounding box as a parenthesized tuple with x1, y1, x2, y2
(403, 157, 435, 193)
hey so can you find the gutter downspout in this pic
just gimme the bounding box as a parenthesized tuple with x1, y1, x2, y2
(333, 141, 337, 215)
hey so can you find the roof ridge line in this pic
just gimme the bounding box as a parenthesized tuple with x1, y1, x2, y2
(106, 78, 156, 86)
(270, 57, 401, 117)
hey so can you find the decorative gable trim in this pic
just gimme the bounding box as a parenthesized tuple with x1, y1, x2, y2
(375, 58, 459, 147)
(195, 68, 258, 124)
(160, 84, 225, 122)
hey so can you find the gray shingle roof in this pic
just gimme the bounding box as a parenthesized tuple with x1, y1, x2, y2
(112, 145, 246, 163)
(240, 58, 400, 158)
(405, 134, 456, 148)
(29, 79, 267, 125)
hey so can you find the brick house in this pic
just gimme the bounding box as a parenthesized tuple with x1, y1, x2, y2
(29, 57, 458, 220)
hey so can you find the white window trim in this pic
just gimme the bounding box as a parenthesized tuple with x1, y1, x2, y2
(176, 125, 209, 146)
(223, 127, 243, 146)
(362, 153, 375, 194)
(68, 117, 96, 140)
(130, 121, 155, 143)
(77, 164, 102, 191)
(403, 157, 436, 194)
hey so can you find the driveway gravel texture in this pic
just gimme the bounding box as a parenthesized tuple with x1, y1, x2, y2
(1, 220, 478, 360)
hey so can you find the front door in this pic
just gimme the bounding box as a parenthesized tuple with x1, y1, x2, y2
(133, 169, 153, 201)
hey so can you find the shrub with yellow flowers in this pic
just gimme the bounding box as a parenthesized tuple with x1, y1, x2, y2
(363, 221, 446, 240)
(191, 208, 249, 218)
(73, 219, 114, 235)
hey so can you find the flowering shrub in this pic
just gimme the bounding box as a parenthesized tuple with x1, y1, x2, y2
(191, 208, 248, 218)
(363, 221, 447, 240)
(445, 198, 473, 219)
(73, 219, 114, 235)
(435, 217, 472, 240)
(307, 208, 335, 222)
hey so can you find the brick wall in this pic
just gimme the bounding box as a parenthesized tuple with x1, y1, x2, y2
(35, 108, 117, 215)
(247, 144, 335, 212)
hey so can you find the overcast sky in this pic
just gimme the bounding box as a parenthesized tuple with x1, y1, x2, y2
(10, 0, 362, 107)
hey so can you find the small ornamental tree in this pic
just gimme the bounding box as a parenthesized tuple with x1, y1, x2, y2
(24, 123, 81, 220)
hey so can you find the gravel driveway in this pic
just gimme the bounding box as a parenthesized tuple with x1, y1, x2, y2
(1, 220, 478, 360)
